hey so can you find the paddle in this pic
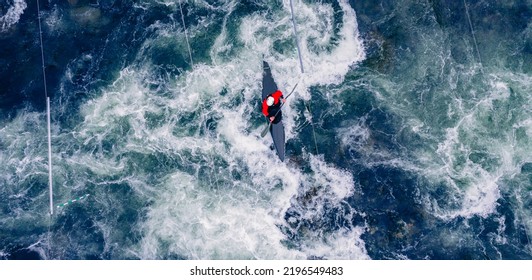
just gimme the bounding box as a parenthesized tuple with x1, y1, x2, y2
(260, 81, 299, 137)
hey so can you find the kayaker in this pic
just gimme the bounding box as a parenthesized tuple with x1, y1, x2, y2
(262, 89, 286, 124)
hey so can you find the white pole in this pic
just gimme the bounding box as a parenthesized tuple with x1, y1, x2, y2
(178, 0, 194, 67)
(289, 0, 304, 73)
(47, 97, 53, 215)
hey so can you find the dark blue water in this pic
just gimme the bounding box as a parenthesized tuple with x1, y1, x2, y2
(1, 0, 530, 260)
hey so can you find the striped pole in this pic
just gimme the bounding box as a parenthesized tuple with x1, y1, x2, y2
(56, 194, 90, 209)
(37, 0, 54, 215)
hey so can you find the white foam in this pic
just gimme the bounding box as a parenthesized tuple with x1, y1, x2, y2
(0, 111, 49, 188)
(301, 227, 369, 260)
(135, 171, 305, 259)
(281, 0, 366, 89)
(44, 6, 63, 33)
(308, 154, 354, 201)
(244, 0, 365, 97)
(430, 124, 501, 219)
(333, 66, 530, 224)
(427, 72, 531, 219)
(0, 0, 26, 32)
(337, 117, 371, 151)
(69, 56, 300, 259)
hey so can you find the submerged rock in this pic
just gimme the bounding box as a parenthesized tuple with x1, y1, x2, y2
(69, 5, 110, 32)
(70, 6, 101, 25)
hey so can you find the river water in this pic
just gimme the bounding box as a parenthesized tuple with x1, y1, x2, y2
(0, 0, 530, 259)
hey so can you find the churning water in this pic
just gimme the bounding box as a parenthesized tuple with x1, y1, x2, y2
(0, 0, 530, 259)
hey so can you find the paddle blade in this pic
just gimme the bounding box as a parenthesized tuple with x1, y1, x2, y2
(260, 122, 271, 137)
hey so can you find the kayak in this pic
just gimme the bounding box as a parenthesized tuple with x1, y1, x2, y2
(262, 61, 285, 162)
